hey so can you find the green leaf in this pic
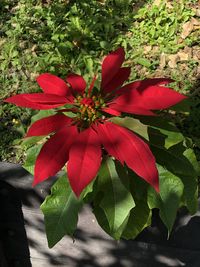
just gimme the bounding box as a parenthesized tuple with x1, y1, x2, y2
(63, 111, 77, 118)
(57, 43, 72, 56)
(83, 57, 94, 74)
(135, 58, 151, 67)
(93, 206, 109, 233)
(183, 147, 200, 176)
(155, 17, 161, 25)
(121, 168, 151, 239)
(80, 179, 95, 202)
(100, 41, 109, 49)
(93, 158, 135, 239)
(150, 143, 196, 177)
(23, 144, 42, 175)
(21, 136, 44, 147)
(122, 200, 151, 239)
(143, 116, 184, 149)
(151, 142, 198, 214)
(148, 127, 184, 149)
(110, 117, 149, 140)
(31, 110, 55, 123)
(139, 116, 180, 132)
(162, 130, 184, 149)
(170, 98, 190, 113)
(41, 175, 83, 248)
(148, 165, 184, 233)
(169, 145, 199, 214)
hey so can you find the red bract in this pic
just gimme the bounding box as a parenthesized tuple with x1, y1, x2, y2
(4, 48, 187, 197)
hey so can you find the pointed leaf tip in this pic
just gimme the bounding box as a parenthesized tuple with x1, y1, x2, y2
(94, 157, 135, 239)
(41, 175, 83, 247)
(113, 79, 187, 112)
(37, 73, 71, 97)
(66, 73, 86, 94)
(102, 67, 131, 95)
(101, 47, 125, 91)
(4, 93, 68, 110)
(32, 180, 37, 187)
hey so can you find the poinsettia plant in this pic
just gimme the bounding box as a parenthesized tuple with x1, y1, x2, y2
(5, 48, 199, 247)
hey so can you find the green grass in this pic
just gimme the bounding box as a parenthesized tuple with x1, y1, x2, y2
(1, 0, 200, 162)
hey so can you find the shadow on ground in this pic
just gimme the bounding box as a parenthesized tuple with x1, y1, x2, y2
(0, 180, 31, 267)
(0, 162, 200, 267)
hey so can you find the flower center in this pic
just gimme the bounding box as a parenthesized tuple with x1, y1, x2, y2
(81, 97, 94, 106)
(74, 94, 105, 126)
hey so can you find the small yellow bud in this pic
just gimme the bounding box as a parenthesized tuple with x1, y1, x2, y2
(12, 118, 19, 125)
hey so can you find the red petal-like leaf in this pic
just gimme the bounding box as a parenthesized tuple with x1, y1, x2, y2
(88, 75, 97, 96)
(23, 93, 68, 103)
(102, 67, 131, 95)
(66, 73, 86, 94)
(26, 114, 72, 137)
(96, 122, 159, 191)
(4, 94, 67, 110)
(34, 126, 78, 185)
(37, 73, 72, 97)
(108, 103, 156, 116)
(101, 107, 121, 116)
(101, 47, 125, 91)
(67, 127, 101, 197)
(116, 78, 174, 95)
(114, 78, 186, 110)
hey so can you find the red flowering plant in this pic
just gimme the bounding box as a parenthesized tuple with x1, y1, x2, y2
(5, 48, 199, 247)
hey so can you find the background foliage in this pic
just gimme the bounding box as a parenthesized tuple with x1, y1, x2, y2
(1, 0, 200, 162)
